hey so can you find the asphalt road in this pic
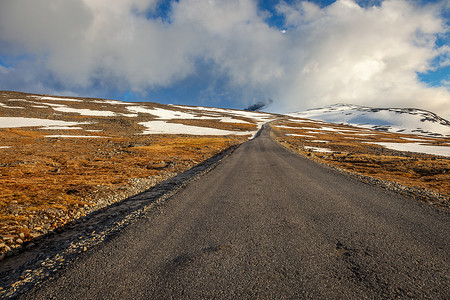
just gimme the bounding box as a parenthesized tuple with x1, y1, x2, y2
(24, 125, 449, 299)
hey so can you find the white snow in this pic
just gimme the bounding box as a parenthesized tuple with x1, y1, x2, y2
(0, 117, 88, 129)
(274, 125, 302, 130)
(40, 96, 83, 102)
(120, 113, 139, 117)
(304, 146, 333, 153)
(170, 105, 274, 122)
(310, 140, 329, 143)
(290, 104, 450, 137)
(53, 107, 117, 117)
(218, 117, 251, 124)
(400, 137, 429, 142)
(0, 103, 24, 109)
(45, 135, 108, 138)
(372, 142, 450, 157)
(43, 126, 84, 130)
(139, 121, 253, 136)
(5, 100, 118, 117)
(128, 106, 207, 119)
(129, 106, 256, 124)
(92, 100, 131, 105)
(41, 102, 67, 107)
(285, 133, 316, 138)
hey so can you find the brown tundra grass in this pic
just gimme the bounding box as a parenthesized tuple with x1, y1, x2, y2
(271, 119, 449, 201)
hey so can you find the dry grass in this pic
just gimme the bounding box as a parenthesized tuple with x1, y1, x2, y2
(0, 90, 252, 253)
(0, 133, 246, 251)
(271, 119, 450, 197)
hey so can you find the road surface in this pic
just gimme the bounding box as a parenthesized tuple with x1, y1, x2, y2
(24, 125, 449, 299)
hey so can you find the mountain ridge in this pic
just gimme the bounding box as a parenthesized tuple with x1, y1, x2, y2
(289, 103, 450, 137)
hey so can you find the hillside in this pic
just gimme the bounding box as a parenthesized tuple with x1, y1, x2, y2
(271, 115, 449, 207)
(289, 104, 450, 137)
(0, 91, 275, 255)
(1, 91, 449, 258)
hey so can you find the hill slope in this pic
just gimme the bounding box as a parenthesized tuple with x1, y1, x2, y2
(289, 104, 450, 137)
(0, 91, 276, 254)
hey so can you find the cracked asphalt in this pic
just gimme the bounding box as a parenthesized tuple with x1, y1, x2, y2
(23, 125, 449, 299)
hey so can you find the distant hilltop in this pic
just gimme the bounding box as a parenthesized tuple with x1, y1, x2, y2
(289, 104, 450, 138)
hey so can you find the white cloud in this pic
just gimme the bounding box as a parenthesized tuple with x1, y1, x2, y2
(0, 0, 449, 117)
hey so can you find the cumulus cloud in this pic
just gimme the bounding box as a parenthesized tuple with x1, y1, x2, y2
(0, 0, 449, 116)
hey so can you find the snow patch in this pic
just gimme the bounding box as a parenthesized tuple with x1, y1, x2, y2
(218, 117, 250, 124)
(0, 117, 88, 129)
(43, 126, 84, 130)
(41, 102, 67, 107)
(310, 140, 329, 143)
(290, 104, 450, 137)
(372, 142, 450, 157)
(0, 103, 24, 109)
(128, 106, 208, 119)
(170, 105, 274, 122)
(129, 106, 256, 124)
(120, 113, 139, 117)
(40, 96, 83, 102)
(304, 146, 333, 153)
(285, 133, 316, 138)
(275, 125, 302, 130)
(53, 107, 117, 117)
(139, 121, 253, 136)
(92, 100, 131, 105)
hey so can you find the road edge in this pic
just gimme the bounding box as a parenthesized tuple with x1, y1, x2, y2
(269, 131, 449, 210)
(0, 143, 241, 299)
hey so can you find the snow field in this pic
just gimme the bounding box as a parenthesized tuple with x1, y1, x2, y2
(276, 118, 450, 157)
(0, 117, 89, 129)
(290, 104, 450, 137)
(53, 106, 117, 117)
(40, 96, 83, 102)
(139, 121, 253, 136)
(371, 142, 450, 157)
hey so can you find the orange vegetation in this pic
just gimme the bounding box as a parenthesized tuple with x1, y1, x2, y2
(0, 130, 246, 252)
(271, 119, 449, 198)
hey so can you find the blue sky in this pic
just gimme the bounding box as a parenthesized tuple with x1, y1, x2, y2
(0, 0, 449, 116)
